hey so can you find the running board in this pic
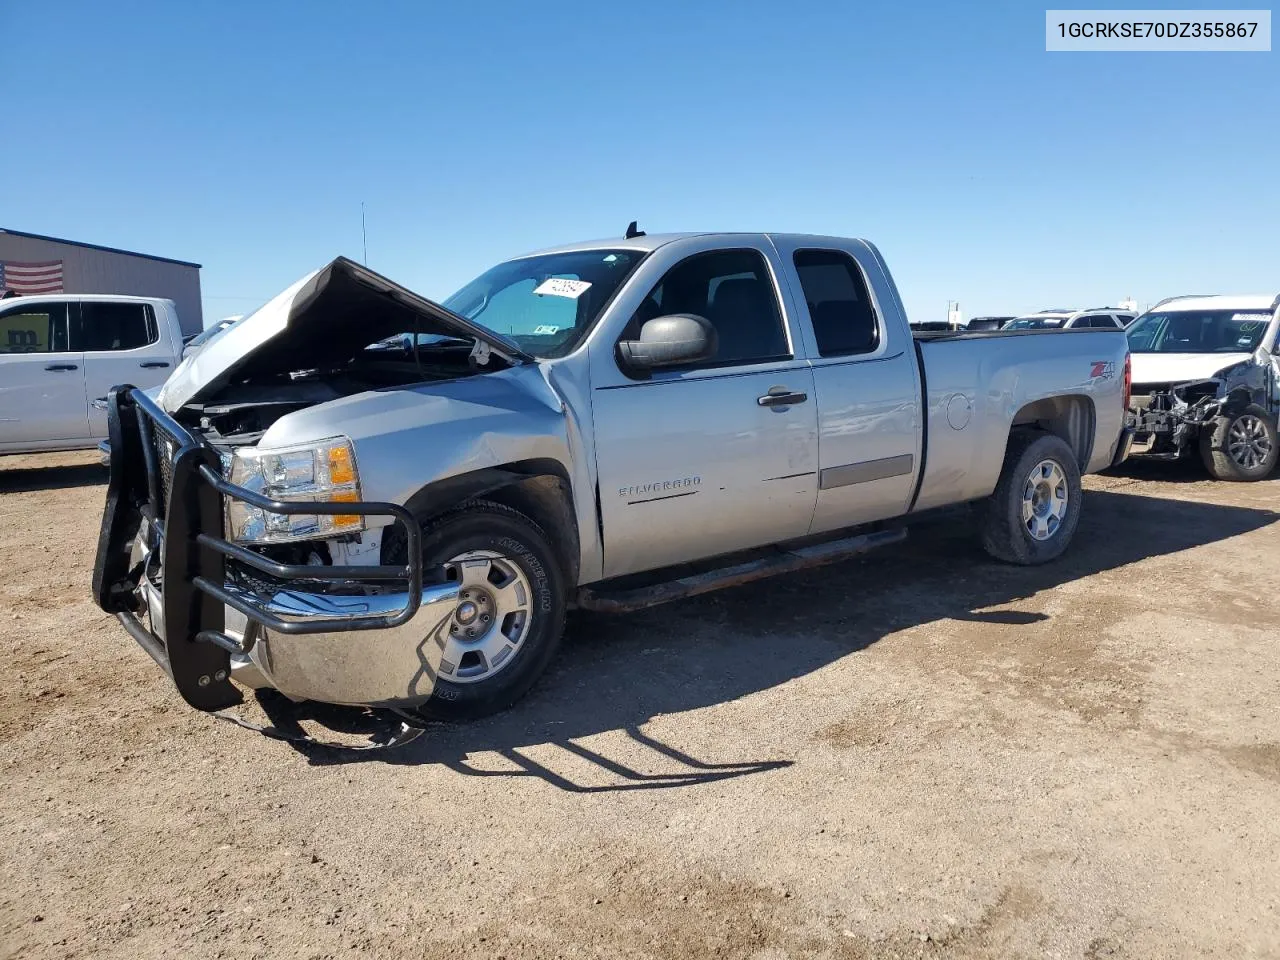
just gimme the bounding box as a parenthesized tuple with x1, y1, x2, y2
(577, 527, 907, 614)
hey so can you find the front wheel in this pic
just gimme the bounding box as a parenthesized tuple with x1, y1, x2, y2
(980, 432, 1083, 565)
(1199, 404, 1278, 481)
(406, 500, 566, 722)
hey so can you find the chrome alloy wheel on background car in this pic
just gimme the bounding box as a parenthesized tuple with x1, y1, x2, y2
(437, 550, 533, 683)
(1021, 459, 1069, 542)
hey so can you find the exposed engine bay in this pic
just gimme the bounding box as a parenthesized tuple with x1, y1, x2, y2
(161, 257, 524, 449)
(1127, 356, 1278, 458)
(178, 341, 492, 448)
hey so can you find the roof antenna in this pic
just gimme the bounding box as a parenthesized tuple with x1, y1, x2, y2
(625, 220, 645, 239)
(361, 201, 368, 264)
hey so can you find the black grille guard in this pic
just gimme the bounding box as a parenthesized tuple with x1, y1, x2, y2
(92, 385, 423, 711)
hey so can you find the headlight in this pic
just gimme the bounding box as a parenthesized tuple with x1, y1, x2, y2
(225, 437, 364, 544)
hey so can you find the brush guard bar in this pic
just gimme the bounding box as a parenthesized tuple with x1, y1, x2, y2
(92, 385, 423, 711)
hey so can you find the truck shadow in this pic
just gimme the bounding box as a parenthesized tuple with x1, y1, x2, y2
(0, 462, 106, 492)
(262, 488, 1277, 789)
(1103, 457, 1280, 486)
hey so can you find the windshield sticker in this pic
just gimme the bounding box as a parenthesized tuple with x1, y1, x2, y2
(532, 325, 560, 335)
(1233, 314, 1269, 329)
(534, 278, 592, 299)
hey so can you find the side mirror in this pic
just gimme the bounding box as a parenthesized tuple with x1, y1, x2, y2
(617, 314, 717, 373)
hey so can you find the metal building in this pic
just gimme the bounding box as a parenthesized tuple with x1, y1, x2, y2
(0, 228, 202, 335)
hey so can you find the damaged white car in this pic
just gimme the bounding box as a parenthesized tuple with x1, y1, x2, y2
(1126, 294, 1280, 480)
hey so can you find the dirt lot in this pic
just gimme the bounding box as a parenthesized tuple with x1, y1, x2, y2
(1, 451, 1278, 960)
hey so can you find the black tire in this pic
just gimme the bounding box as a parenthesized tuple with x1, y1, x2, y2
(407, 500, 566, 722)
(1199, 403, 1278, 482)
(980, 431, 1083, 565)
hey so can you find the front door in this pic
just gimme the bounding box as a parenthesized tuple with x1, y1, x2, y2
(0, 300, 88, 447)
(592, 247, 819, 579)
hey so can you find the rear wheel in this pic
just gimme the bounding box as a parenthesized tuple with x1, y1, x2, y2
(1199, 404, 1278, 481)
(980, 432, 1083, 565)
(406, 501, 566, 722)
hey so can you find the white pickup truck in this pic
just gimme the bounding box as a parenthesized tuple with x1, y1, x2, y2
(93, 231, 1132, 727)
(0, 294, 185, 454)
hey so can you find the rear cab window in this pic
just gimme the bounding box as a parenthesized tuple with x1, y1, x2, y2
(791, 249, 879, 356)
(75, 302, 157, 351)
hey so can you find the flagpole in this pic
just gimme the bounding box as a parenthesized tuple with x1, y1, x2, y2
(361, 202, 368, 265)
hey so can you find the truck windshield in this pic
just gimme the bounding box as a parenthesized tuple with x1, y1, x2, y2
(441, 249, 646, 359)
(185, 316, 243, 349)
(1126, 310, 1273, 354)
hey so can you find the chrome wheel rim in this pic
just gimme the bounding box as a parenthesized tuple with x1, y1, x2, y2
(1021, 459, 1069, 542)
(438, 550, 532, 684)
(1227, 414, 1273, 470)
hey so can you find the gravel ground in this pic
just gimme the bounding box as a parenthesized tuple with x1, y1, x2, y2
(1, 450, 1278, 960)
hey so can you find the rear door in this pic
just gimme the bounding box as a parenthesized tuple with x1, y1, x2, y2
(77, 300, 177, 437)
(768, 238, 923, 534)
(0, 299, 88, 446)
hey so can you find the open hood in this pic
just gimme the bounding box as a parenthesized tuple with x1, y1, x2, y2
(1129, 351, 1253, 386)
(158, 257, 530, 411)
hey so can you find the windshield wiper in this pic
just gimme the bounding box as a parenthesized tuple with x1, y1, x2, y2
(369, 334, 474, 352)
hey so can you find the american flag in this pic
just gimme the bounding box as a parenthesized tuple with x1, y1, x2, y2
(0, 260, 64, 295)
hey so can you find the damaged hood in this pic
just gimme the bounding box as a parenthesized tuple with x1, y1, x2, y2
(1130, 352, 1254, 386)
(158, 257, 531, 411)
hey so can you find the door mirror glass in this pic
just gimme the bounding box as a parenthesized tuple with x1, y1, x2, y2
(617, 314, 717, 372)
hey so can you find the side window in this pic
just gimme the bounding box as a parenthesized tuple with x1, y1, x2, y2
(792, 249, 879, 356)
(0, 302, 69, 353)
(625, 249, 789, 367)
(77, 302, 157, 352)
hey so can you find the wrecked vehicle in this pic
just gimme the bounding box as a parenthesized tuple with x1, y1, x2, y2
(1126, 294, 1280, 481)
(93, 231, 1131, 726)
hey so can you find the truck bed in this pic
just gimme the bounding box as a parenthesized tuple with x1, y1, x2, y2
(909, 328, 1129, 512)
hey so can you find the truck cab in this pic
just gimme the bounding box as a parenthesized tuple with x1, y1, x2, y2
(0, 294, 184, 454)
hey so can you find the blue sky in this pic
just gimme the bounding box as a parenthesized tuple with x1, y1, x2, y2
(4, 0, 1276, 325)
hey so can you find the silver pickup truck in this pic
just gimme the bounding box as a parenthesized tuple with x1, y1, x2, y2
(93, 231, 1132, 724)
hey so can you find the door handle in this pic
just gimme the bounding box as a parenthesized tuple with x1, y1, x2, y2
(139, 360, 171, 369)
(44, 363, 79, 372)
(757, 387, 808, 407)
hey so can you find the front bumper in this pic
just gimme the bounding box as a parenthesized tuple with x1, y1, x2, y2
(1124, 407, 1201, 459)
(91, 386, 459, 711)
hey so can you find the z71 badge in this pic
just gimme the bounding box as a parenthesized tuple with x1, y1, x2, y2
(1089, 360, 1116, 380)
